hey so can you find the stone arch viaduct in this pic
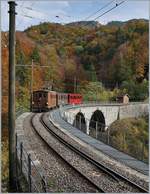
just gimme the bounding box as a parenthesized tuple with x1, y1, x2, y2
(62, 103, 148, 135)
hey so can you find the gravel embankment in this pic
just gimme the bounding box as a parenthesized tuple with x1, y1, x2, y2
(23, 113, 100, 193)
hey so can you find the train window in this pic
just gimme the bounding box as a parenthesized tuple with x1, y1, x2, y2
(44, 93, 46, 97)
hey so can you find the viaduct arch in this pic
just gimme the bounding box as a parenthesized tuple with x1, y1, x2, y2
(89, 110, 105, 138)
(73, 112, 86, 133)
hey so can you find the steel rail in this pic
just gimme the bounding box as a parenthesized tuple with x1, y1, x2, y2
(30, 113, 105, 193)
(41, 112, 149, 193)
(42, 114, 119, 181)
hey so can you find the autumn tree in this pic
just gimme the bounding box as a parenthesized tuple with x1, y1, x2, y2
(30, 47, 40, 62)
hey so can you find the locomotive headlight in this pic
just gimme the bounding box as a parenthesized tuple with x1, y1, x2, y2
(46, 102, 48, 105)
(32, 101, 34, 105)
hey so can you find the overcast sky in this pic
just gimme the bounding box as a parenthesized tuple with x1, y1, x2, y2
(1, 0, 149, 31)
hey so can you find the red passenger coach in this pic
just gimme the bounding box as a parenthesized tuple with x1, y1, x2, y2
(32, 89, 83, 112)
(68, 93, 82, 105)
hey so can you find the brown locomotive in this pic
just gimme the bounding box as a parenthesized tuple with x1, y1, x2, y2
(32, 89, 82, 112)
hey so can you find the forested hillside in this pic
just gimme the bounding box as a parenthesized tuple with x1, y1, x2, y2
(2, 19, 149, 129)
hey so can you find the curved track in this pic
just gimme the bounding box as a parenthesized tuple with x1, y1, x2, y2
(31, 112, 149, 193)
(30, 113, 105, 193)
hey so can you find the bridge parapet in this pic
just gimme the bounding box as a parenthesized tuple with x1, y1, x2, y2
(119, 103, 148, 119)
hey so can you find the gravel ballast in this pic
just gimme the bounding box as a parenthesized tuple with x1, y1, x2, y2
(31, 112, 147, 193)
(16, 110, 149, 193)
(23, 113, 100, 193)
(47, 110, 149, 191)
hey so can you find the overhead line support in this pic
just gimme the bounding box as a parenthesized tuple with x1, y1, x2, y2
(8, 1, 17, 191)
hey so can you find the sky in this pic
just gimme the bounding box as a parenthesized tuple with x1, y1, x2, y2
(1, 0, 149, 31)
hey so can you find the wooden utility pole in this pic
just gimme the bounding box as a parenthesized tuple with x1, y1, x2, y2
(8, 1, 17, 191)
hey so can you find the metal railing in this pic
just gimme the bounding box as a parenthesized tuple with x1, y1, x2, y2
(82, 101, 148, 105)
(60, 102, 148, 115)
(16, 134, 47, 192)
(60, 109, 148, 163)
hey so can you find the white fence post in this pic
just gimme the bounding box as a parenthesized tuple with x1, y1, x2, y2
(96, 121, 98, 139)
(79, 115, 81, 129)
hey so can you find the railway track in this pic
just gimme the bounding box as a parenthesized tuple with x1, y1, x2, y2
(30, 113, 105, 193)
(31, 112, 149, 193)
